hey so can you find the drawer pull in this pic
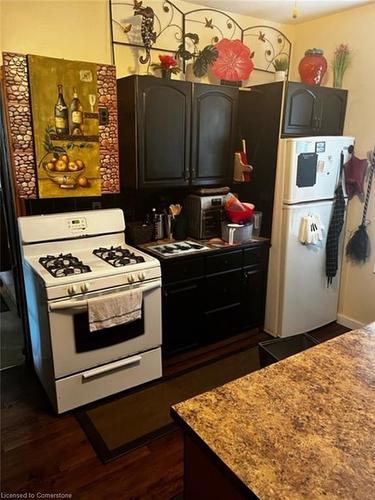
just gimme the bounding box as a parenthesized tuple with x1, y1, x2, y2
(82, 355, 142, 380)
(169, 284, 198, 295)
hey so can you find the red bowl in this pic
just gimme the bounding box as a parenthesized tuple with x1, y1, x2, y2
(226, 203, 254, 224)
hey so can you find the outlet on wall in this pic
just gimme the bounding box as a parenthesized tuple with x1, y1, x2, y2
(92, 202, 102, 210)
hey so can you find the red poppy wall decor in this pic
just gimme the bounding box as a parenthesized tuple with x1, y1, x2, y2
(211, 39, 254, 83)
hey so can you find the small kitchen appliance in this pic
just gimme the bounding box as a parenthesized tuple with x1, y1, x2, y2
(18, 209, 162, 413)
(221, 221, 253, 244)
(185, 194, 226, 239)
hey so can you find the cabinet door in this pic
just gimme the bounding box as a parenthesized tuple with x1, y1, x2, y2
(203, 269, 243, 342)
(162, 279, 202, 356)
(191, 84, 238, 185)
(137, 77, 191, 188)
(241, 267, 267, 329)
(317, 87, 347, 135)
(283, 82, 319, 136)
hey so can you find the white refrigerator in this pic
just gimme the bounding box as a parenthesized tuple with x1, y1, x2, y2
(264, 136, 354, 338)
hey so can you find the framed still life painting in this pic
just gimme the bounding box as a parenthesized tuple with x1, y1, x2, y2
(28, 55, 101, 198)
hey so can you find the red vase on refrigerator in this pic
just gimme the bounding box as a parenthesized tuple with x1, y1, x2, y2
(298, 48, 327, 85)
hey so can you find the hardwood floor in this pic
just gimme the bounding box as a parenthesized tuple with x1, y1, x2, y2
(1, 323, 349, 499)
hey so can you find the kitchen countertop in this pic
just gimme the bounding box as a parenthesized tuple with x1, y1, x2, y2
(138, 237, 269, 260)
(171, 323, 375, 499)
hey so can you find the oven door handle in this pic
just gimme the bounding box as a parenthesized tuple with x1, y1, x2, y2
(48, 281, 161, 312)
(81, 354, 142, 380)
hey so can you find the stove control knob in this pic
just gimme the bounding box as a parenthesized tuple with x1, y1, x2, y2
(128, 275, 135, 284)
(138, 272, 145, 281)
(67, 285, 77, 295)
(81, 283, 90, 293)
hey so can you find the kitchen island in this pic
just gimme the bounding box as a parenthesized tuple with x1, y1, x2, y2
(171, 323, 375, 499)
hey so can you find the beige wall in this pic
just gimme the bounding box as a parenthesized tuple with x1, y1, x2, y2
(1, 0, 112, 64)
(290, 3, 375, 327)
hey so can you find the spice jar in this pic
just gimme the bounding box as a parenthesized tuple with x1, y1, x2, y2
(298, 48, 327, 85)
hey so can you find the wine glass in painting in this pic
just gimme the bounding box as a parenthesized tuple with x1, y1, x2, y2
(89, 94, 96, 113)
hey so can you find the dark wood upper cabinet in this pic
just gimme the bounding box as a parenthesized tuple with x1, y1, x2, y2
(117, 76, 238, 189)
(318, 88, 348, 135)
(282, 82, 347, 137)
(118, 76, 191, 189)
(191, 84, 238, 186)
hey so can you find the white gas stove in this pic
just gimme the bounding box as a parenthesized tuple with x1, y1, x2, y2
(19, 209, 162, 413)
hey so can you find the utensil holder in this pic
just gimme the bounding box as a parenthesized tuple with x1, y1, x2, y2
(172, 215, 187, 240)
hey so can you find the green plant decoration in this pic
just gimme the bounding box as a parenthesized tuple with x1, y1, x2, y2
(176, 33, 219, 77)
(272, 56, 289, 72)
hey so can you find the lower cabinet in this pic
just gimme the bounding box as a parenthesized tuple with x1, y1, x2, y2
(163, 278, 203, 354)
(241, 266, 267, 329)
(161, 241, 269, 356)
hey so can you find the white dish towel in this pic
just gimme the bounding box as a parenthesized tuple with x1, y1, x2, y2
(88, 289, 142, 332)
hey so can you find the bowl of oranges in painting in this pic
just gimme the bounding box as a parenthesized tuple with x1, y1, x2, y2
(43, 154, 89, 189)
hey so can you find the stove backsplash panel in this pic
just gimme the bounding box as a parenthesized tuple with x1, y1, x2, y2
(2, 52, 120, 199)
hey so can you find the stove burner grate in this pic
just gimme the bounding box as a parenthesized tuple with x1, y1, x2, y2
(39, 253, 91, 278)
(93, 246, 145, 267)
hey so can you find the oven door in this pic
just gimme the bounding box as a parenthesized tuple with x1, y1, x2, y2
(48, 279, 162, 378)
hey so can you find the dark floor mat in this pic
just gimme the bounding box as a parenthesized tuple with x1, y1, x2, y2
(76, 346, 260, 462)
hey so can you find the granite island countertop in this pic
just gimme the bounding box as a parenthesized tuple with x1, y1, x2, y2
(172, 323, 375, 499)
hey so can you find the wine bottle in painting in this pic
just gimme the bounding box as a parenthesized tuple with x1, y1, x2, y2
(70, 87, 83, 135)
(54, 84, 68, 135)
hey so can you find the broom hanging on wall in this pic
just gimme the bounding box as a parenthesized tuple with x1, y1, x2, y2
(346, 147, 375, 263)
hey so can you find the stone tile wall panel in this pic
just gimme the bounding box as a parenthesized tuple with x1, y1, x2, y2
(3, 53, 37, 198)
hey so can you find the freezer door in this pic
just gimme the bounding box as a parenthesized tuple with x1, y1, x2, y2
(283, 136, 354, 204)
(265, 201, 344, 338)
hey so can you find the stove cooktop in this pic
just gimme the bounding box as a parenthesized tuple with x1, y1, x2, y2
(38, 246, 148, 278)
(39, 253, 91, 278)
(147, 240, 210, 256)
(93, 246, 145, 267)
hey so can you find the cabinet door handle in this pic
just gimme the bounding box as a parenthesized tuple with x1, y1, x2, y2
(190, 168, 196, 180)
(169, 284, 198, 295)
(183, 169, 189, 181)
(82, 355, 142, 380)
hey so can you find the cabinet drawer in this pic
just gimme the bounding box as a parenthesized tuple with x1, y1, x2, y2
(206, 250, 242, 275)
(55, 348, 162, 413)
(205, 270, 242, 310)
(162, 257, 204, 284)
(244, 246, 268, 267)
(203, 303, 242, 342)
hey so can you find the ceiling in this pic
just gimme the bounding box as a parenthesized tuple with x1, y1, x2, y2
(184, 0, 374, 24)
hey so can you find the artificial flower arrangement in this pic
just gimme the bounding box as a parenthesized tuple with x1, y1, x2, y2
(151, 55, 181, 77)
(332, 43, 351, 88)
(211, 39, 254, 83)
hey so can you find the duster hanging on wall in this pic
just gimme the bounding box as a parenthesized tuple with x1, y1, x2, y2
(346, 147, 375, 263)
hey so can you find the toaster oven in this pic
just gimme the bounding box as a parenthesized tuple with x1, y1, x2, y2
(185, 194, 226, 239)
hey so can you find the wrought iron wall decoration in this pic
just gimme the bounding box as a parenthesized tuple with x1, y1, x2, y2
(243, 26, 291, 73)
(110, 0, 292, 74)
